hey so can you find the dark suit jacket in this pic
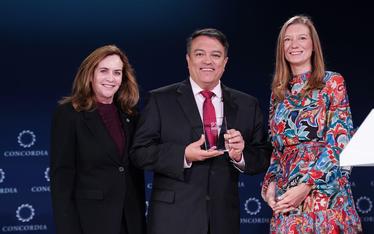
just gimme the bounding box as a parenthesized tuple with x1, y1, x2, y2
(131, 80, 271, 234)
(50, 102, 146, 234)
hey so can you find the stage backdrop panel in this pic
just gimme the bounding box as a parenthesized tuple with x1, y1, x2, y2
(1, 0, 374, 233)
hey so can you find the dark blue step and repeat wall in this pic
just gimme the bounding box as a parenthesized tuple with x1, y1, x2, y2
(1, 1, 373, 233)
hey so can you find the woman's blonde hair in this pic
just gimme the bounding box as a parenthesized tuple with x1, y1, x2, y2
(60, 45, 139, 115)
(272, 15, 325, 101)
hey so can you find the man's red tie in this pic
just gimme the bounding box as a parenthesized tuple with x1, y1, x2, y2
(201, 90, 217, 148)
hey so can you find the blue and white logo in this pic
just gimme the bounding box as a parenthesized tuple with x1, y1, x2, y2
(3, 130, 47, 157)
(145, 201, 149, 216)
(356, 196, 373, 214)
(244, 197, 261, 215)
(17, 130, 36, 148)
(0, 168, 5, 183)
(44, 167, 50, 182)
(16, 204, 35, 222)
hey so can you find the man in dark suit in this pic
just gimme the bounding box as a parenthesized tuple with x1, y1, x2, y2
(131, 28, 271, 234)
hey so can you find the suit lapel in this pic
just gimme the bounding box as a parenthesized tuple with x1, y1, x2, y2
(176, 80, 204, 140)
(119, 111, 132, 163)
(83, 110, 121, 165)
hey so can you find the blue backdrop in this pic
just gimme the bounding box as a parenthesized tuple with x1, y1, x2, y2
(1, 0, 373, 233)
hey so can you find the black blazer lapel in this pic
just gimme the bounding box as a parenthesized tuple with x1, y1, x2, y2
(119, 111, 133, 163)
(83, 110, 121, 165)
(176, 80, 204, 140)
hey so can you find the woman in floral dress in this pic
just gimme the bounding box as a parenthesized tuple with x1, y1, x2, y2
(261, 15, 362, 233)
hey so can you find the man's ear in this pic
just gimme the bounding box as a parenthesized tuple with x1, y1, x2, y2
(223, 56, 229, 70)
(186, 53, 191, 67)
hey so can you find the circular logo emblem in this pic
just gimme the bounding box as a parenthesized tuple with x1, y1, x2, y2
(16, 204, 35, 222)
(145, 201, 149, 216)
(356, 196, 373, 214)
(244, 197, 261, 215)
(17, 130, 36, 148)
(0, 168, 5, 183)
(44, 167, 50, 182)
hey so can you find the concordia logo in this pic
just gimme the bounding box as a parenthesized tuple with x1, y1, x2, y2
(3, 130, 48, 157)
(240, 197, 269, 224)
(0, 168, 5, 183)
(0, 168, 18, 194)
(30, 167, 50, 193)
(356, 196, 373, 214)
(17, 130, 36, 148)
(44, 167, 50, 182)
(145, 201, 149, 216)
(1, 204, 48, 232)
(244, 197, 261, 215)
(16, 204, 35, 222)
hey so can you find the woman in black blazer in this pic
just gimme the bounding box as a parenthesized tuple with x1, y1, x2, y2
(50, 45, 146, 234)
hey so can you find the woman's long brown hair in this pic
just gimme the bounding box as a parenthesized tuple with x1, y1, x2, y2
(272, 15, 325, 101)
(60, 45, 139, 115)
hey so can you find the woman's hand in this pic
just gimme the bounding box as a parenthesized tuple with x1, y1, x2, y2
(262, 181, 277, 210)
(273, 183, 312, 214)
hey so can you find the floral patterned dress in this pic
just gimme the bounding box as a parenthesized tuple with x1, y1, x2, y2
(262, 71, 362, 233)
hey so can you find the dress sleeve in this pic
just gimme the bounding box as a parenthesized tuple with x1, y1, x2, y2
(300, 74, 354, 194)
(261, 93, 282, 197)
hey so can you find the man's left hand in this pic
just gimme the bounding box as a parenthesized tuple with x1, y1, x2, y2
(225, 129, 245, 162)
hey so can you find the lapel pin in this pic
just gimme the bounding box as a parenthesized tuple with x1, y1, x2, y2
(126, 118, 130, 123)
